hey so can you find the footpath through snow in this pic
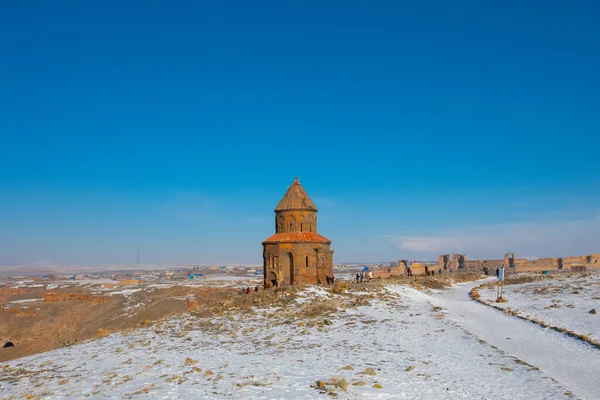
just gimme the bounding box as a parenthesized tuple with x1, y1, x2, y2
(477, 274, 600, 343)
(431, 280, 600, 400)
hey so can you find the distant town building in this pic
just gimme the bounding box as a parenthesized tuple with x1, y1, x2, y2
(262, 177, 334, 286)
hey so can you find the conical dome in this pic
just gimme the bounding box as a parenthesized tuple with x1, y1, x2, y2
(274, 177, 318, 212)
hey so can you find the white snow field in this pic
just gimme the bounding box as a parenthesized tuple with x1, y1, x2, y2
(478, 272, 600, 343)
(0, 282, 593, 399)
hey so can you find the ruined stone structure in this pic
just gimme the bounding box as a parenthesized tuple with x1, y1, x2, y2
(451, 254, 466, 269)
(504, 253, 515, 268)
(534, 258, 563, 269)
(398, 260, 409, 271)
(262, 178, 334, 286)
(369, 260, 409, 279)
(438, 254, 450, 270)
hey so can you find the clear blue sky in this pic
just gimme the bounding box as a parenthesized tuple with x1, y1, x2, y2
(1, 1, 599, 266)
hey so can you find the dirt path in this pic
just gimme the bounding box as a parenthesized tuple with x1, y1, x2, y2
(432, 280, 600, 400)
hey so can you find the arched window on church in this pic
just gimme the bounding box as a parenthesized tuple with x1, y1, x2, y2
(305, 256, 309, 267)
(300, 223, 303, 232)
(309, 223, 312, 232)
(289, 223, 293, 232)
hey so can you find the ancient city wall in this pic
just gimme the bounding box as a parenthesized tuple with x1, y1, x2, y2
(371, 266, 403, 279)
(562, 255, 591, 265)
(435, 253, 599, 272)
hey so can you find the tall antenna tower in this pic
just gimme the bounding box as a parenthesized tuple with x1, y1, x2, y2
(137, 246, 140, 267)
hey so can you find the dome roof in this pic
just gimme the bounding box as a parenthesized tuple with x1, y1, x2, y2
(274, 177, 318, 212)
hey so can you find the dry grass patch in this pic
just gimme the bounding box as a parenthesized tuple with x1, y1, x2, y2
(298, 299, 341, 319)
(504, 275, 549, 285)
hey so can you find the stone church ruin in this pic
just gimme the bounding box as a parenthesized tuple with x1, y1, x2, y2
(262, 178, 334, 286)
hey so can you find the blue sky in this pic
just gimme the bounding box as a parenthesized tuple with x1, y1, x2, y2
(1, 1, 599, 266)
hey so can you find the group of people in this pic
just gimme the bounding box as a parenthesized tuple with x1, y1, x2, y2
(352, 271, 372, 283)
(242, 286, 260, 294)
(325, 276, 335, 285)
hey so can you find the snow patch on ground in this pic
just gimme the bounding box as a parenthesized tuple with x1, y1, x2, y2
(105, 289, 143, 297)
(145, 284, 172, 289)
(295, 285, 332, 304)
(8, 298, 43, 304)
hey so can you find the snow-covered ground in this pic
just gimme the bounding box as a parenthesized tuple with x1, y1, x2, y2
(0, 284, 574, 399)
(478, 273, 600, 342)
(104, 289, 143, 297)
(202, 275, 258, 282)
(47, 279, 120, 288)
(433, 280, 600, 400)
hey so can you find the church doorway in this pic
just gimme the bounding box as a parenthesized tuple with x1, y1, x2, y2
(287, 253, 294, 285)
(268, 271, 278, 288)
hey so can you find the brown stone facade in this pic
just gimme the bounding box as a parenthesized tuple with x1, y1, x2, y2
(262, 178, 334, 286)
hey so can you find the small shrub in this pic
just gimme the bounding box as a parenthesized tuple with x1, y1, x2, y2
(56, 322, 78, 347)
(331, 281, 349, 294)
(362, 367, 376, 375)
(336, 378, 348, 392)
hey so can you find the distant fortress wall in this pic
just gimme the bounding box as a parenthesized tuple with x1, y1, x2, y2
(365, 253, 600, 278)
(434, 253, 600, 272)
(371, 266, 404, 279)
(464, 259, 504, 268)
(562, 255, 590, 264)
